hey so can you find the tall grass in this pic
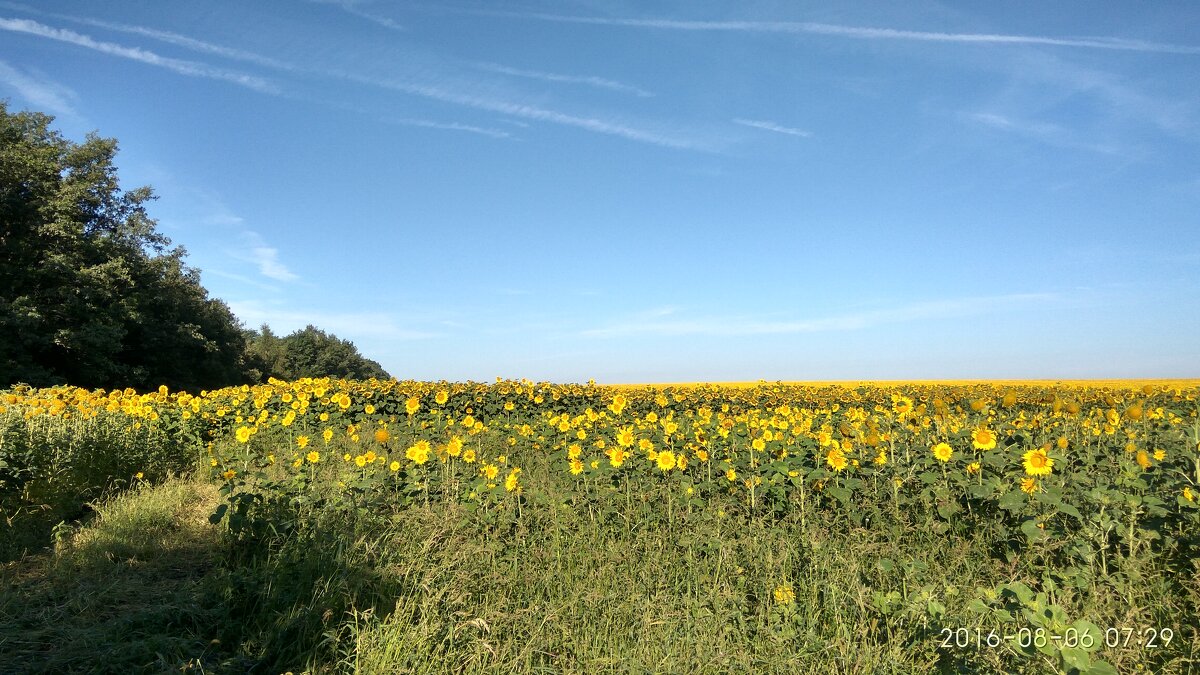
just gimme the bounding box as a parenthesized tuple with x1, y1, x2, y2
(3, 381, 1199, 673)
(2, 448, 1196, 673)
(0, 404, 197, 561)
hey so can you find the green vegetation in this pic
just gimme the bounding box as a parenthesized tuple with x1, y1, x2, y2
(0, 103, 388, 391)
(0, 396, 195, 561)
(2, 103, 1197, 675)
(3, 447, 1196, 673)
(0, 101, 247, 391)
(3, 381, 1199, 673)
(244, 324, 390, 383)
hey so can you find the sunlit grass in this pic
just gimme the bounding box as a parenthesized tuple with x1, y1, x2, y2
(2, 379, 1199, 672)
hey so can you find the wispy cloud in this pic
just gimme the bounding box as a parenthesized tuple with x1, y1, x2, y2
(231, 232, 299, 282)
(0, 1, 297, 71)
(489, 11, 1200, 55)
(1000, 50, 1197, 137)
(965, 111, 1121, 154)
(582, 293, 1056, 338)
(733, 118, 812, 138)
(247, 248, 297, 283)
(343, 74, 707, 150)
(0, 59, 77, 116)
(384, 117, 512, 139)
(309, 0, 404, 32)
(227, 300, 437, 340)
(1, 6, 706, 150)
(476, 62, 653, 97)
(203, 269, 282, 294)
(0, 17, 278, 93)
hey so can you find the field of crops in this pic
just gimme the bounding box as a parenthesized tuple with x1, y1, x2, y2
(3, 379, 1199, 673)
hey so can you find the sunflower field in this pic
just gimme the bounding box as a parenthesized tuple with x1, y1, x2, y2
(3, 379, 1199, 673)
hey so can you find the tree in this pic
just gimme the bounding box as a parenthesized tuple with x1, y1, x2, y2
(0, 102, 250, 390)
(243, 325, 390, 381)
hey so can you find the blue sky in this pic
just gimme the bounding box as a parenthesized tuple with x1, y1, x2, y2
(2, 1, 1198, 383)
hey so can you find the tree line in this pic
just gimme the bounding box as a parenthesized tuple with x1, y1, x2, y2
(1, 102, 389, 391)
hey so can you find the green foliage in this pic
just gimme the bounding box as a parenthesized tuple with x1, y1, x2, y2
(243, 324, 391, 382)
(0, 102, 249, 392)
(1, 103, 392, 391)
(0, 394, 197, 561)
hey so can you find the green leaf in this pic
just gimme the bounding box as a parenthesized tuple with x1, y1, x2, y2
(1035, 486, 1063, 506)
(1071, 620, 1104, 653)
(1003, 581, 1035, 605)
(999, 489, 1027, 512)
(1060, 646, 1091, 671)
(208, 503, 228, 525)
(926, 599, 946, 619)
(1082, 660, 1119, 675)
(1021, 519, 1046, 541)
(967, 483, 995, 499)
(826, 486, 851, 504)
(1057, 503, 1082, 520)
(936, 501, 961, 519)
(966, 598, 990, 614)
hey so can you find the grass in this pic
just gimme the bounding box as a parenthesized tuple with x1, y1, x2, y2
(0, 477, 235, 673)
(3, 449, 1197, 674)
(5, 379, 1199, 672)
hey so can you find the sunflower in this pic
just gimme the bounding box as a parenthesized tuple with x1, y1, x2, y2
(1022, 448, 1053, 476)
(971, 428, 997, 451)
(606, 447, 627, 468)
(1136, 450, 1152, 470)
(616, 427, 635, 447)
(504, 468, 521, 492)
(1020, 477, 1039, 495)
(826, 447, 848, 472)
(405, 442, 430, 465)
(932, 442, 953, 463)
(656, 450, 677, 472)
